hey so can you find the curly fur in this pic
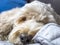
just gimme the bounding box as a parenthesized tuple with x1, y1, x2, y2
(0, 1, 60, 45)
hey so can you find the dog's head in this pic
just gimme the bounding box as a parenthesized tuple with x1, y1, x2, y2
(9, 1, 56, 44)
(9, 19, 44, 44)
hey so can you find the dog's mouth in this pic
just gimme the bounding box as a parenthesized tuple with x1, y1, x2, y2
(20, 34, 33, 44)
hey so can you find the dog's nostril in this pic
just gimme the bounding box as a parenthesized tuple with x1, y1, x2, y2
(20, 34, 27, 41)
(20, 34, 28, 44)
(20, 37, 24, 40)
(20, 36, 26, 40)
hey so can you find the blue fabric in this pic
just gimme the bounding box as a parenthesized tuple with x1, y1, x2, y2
(0, 0, 27, 12)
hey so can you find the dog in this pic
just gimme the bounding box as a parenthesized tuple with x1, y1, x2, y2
(8, 1, 60, 44)
(0, 1, 60, 45)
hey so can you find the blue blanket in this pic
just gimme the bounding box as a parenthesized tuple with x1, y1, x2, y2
(0, 0, 27, 12)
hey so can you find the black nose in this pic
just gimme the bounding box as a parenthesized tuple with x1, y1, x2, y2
(20, 34, 27, 40)
(20, 34, 27, 43)
(20, 34, 31, 44)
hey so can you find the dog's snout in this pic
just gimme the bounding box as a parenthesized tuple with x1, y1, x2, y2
(20, 34, 27, 40)
(20, 36, 25, 40)
(20, 34, 32, 44)
(20, 34, 27, 43)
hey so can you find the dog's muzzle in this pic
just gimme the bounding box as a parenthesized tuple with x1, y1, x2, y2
(20, 34, 33, 44)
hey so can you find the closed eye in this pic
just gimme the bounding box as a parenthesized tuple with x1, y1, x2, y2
(16, 16, 26, 24)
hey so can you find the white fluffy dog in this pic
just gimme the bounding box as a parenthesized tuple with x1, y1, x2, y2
(8, 1, 60, 45)
(0, 0, 60, 45)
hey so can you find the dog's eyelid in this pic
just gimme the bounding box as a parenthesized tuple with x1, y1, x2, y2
(22, 17, 26, 21)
